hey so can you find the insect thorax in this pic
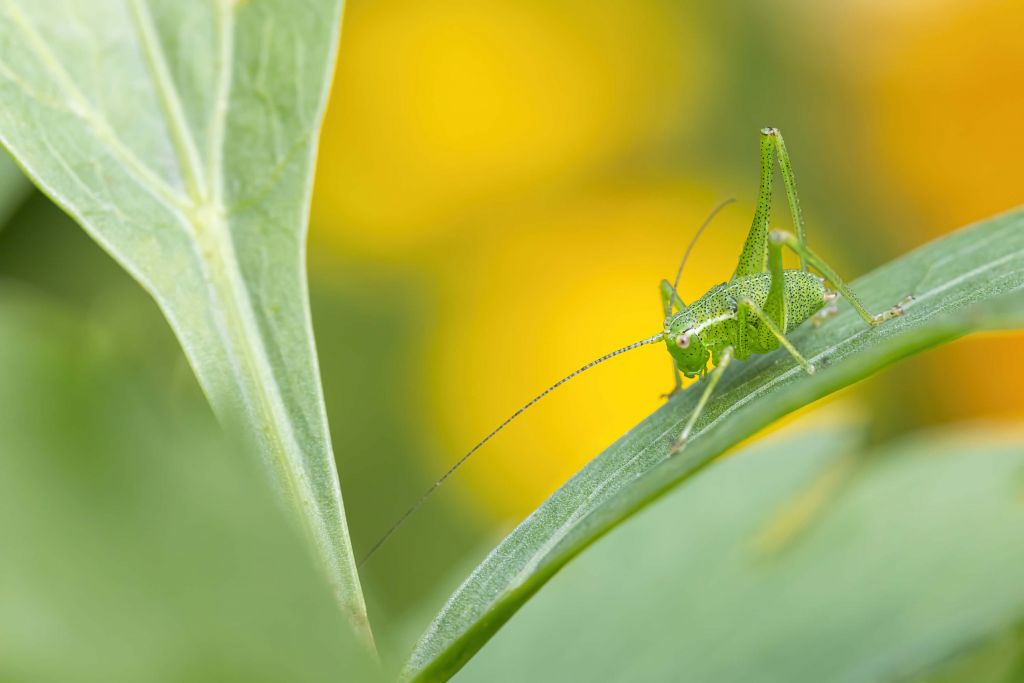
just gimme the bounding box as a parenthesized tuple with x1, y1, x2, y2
(684, 270, 827, 339)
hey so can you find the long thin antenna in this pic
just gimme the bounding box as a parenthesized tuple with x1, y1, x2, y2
(672, 197, 736, 294)
(359, 331, 666, 566)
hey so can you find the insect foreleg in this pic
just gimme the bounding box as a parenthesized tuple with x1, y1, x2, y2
(769, 229, 907, 326)
(737, 296, 815, 374)
(669, 346, 733, 455)
(660, 278, 684, 317)
(659, 279, 685, 397)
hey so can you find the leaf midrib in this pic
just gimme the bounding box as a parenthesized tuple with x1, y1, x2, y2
(119, 0, 331, 570)
(2, 0, 186, 211)
(128, 0, 210, 203)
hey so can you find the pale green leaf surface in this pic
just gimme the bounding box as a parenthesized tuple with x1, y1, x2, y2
(408, 209, 1024, 680)
(458, 424, 1024, 682)
(0, 0, 368, 640)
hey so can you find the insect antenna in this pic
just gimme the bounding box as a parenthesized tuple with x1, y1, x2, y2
(359, 331, 667, 567)
(671, 197, 736, 295)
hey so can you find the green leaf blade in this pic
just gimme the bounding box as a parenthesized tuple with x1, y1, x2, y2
(407, 209, 1024, 680)
(0, 0, 369, 645)
(458, 424, 1024, 682)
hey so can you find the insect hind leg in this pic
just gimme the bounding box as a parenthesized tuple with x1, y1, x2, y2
(769, 229, 909, 326)
(733, 128, 809, 279)
(767, 128, 809, 272)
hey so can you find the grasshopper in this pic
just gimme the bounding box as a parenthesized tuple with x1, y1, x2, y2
(360, 127, 907, 565)
(658, 127, 908, 452)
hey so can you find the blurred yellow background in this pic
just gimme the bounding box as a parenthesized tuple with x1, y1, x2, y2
(304, 0, 1023, 627)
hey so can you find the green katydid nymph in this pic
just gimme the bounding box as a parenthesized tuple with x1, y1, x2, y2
(360, 127, 909, 566)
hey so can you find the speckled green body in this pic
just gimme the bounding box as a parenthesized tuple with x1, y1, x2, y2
(665, 270, 827, 376)
(690, 271, 826, 340)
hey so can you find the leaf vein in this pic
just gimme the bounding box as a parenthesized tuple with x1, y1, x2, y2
(127, 0, 208, 204)
(1, 0, 188, 213)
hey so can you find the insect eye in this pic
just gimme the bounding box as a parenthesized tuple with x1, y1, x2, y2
(675, 334, 690, 349)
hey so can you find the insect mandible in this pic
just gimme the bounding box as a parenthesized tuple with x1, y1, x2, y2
(360, 127, 909, 565)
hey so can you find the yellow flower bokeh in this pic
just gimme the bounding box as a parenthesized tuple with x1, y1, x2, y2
(314, 0, 708, 257)
(310, 0, 1023, 533)
(830, 0, 1024, 422)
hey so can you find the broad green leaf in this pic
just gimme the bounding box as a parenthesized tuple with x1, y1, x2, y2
(0, 0, 369, 643)
(457, 424, 1024, 682)
(0, 290, 381, 683)
(407, 209, 1024, 680)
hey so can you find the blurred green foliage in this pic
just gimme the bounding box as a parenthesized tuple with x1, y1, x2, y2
(0, 187, 477, 664)
(0, 152, 31, 227)
(0, 203, 378, 682)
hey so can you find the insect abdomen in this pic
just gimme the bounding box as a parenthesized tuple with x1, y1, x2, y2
(708, 270, 826, 328)
(782, 270, 827, 331)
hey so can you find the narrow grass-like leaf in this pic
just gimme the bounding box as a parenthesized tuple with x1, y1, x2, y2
(407, 209, 1024, 680)
(458, 424, 1024, 682)
(0, 0, 370, 644)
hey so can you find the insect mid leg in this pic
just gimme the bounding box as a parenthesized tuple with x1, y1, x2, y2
(738, 296, 815, 374)
(669, 346, 733, 455)
(769, 229, 908, 326)
(735, 214, 790, 363)
(661, 362, 683, 400)
(660, 278, 684, 316)
(659, 279, 684, 398)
